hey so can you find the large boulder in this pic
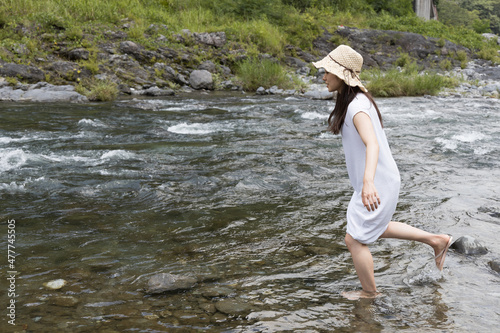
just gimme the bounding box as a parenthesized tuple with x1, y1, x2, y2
(0, 83, 88, 103)
(189, 69, 214, 90)
(0, 63, 45, 83)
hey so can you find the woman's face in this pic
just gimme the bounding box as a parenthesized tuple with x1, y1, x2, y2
(323, 71, 343, 92)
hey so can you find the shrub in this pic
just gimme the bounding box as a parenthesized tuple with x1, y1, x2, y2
(236, 58, 296, 91)
(362, 62, 459, 97)
(76, 79, 119, 101)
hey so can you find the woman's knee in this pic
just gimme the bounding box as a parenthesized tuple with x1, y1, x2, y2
(344, 233, 357, 250)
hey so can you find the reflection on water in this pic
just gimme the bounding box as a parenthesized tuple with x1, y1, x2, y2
(0, 94, 499, 331)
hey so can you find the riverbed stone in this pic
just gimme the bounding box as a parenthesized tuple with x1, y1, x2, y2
(201, 286, 235, 298)
(50, 296, 79, 307)
(189, 70, 214, 90)
(142, 86, 175, 96)
(450, 235, 488, 255)
(489, 260, 500, 273)
(256, 87, 266, 95)
(214, 298, 253, 317)
(146, 273, 197, 294)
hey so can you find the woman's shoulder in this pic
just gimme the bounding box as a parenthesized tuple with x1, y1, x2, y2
(348, 93, 372, 112)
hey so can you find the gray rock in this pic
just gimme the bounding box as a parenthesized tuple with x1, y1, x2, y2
(220, 65, 231, 76)
(198, 60, 216, 73)
(146, 273, 197, 294)
(176, 74, 189, 86)
(189, 70, 214, 90)
(303, 90, 334, 100)
(214, 298, 253, 317)
(68, 48, 89, 61)
(0, 63, 45, 83)
(256, 87, 266, 95)
(193, 32, 226, 48)
(450, 235, 488, 255)
(268, 86, 283, 95)
(296, 66, 311, 75)
(0, 84, 88, 103)
(143, 86, 175, 96)
(481, 83, 500, 93)
(489, 260, 500, 273)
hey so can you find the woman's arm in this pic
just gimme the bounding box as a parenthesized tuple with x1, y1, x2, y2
(353, 112, 380, 212)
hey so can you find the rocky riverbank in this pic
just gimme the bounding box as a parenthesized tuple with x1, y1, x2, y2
(0, 25, 499, 102)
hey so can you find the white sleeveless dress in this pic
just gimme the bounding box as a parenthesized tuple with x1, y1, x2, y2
(341, 93, 401, 244)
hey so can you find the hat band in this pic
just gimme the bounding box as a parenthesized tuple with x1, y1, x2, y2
(328, 55, 361, 84)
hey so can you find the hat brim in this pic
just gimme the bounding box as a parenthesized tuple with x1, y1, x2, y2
(313, 56, 367, 93)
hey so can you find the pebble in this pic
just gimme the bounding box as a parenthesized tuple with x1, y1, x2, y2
(43, 279, 67, 290)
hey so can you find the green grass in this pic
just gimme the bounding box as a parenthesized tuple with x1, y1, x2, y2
(0, 0, 498, 100)
(76, 78, 119, 101)
(362, 62, 460, 97)
(235, 58, 299, 91)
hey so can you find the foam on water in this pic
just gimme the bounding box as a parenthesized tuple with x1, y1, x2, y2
(452, 131, 486, 143)
(167, 122, 232, 135)
(300, 111, 326, 120)
(78, 118, 108, 128)
(101, 150, 137, 160)
(0, 149, 28, 172)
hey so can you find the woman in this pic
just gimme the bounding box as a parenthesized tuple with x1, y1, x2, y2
(312, 45, 453, 300)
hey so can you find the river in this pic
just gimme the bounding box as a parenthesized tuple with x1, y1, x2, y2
(0, 93, 499, 332)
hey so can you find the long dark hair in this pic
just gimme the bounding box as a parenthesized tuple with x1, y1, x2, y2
(328, 84, 383, 134)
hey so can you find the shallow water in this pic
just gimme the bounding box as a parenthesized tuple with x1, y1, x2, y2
(0, 93, 499, 332)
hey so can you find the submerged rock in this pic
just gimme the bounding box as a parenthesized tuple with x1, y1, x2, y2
(146, 273, 197, 294)
(450, 235, 488, 255)
(50, 295, 79, 307)
(214, 298, 253, 317)
(489, 260, 500, 274)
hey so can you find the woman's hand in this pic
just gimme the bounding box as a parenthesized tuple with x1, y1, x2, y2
(362, 180, 380, 212)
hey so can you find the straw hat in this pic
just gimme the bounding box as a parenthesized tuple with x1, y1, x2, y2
(312, 45, 367, 92)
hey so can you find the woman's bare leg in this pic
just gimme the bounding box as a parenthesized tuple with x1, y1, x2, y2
(344, 233, 378, 295)
(380, 221, 451, 266)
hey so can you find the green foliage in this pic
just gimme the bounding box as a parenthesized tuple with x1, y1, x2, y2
(438, 0, 500, 34)
(394, 52, 412, 67)
(367, 0, 413, 17)
(439, 58, 453, 70)
(236, 58, 295, 91)
(362, 62, 459, 97)
(76, 78, 119, 101)
(477, 41, 500, 64)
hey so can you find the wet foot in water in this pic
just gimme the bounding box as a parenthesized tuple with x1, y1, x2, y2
(341, 290, 382, 300)
(434, 235, 453, 270)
